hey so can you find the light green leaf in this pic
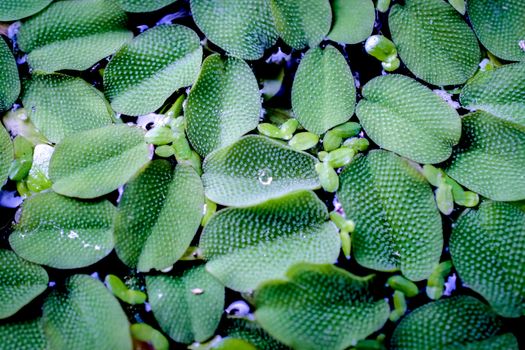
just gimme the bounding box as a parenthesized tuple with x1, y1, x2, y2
(389, 0, 480, 86)
(104, 24, 202, 116)
(202, 135, 320, 207)
(0, 249, 48, 319)
(291, 45, 355, 135)
(190, 0, 278, 60)
(49, 124, 150, 198)
(0, 123, 13, 185)
(115, 161, 204, 272)
(115, 0, 177, 12)
(199, 191, 340, 292)
(10, 191, 116, 269)
(186, 54, 261, 157)
(338, 150, 443, 281)
(269, 0, 332, 49)
(327, 0, 375, 44)
(450, 201, 525, 318)
(389, 296, 518, 350)
(254, 263, 390, 350)
(225, 319, 290, 350)
(0, 37, 20, 112)
(0, 319, 47, 350)
(22, 73, 114, 143)
(356, 75, 461, 164)
(146, 266, 224, 344)
(17, 0, 133, 72)
(467, 0, 525, 62)
(0, 0, 52, 21)
(43, 275, 132, 350)
(444, 111, 525, 201)
(460, 62, 525, 126)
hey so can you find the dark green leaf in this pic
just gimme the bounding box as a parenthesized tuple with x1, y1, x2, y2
(327, 0, 375, 44)
(0, 319, 47, 350)
(0, 123, 13, 185)
(0, 37, 20, 112)
(115, 0, 178, 12)
(0, 0, 52, 21)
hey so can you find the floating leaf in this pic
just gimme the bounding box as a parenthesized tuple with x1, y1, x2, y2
(10, 191, 116, 269)
(356, 75, 461, 164)
(190, 0, 278, 60)
(226, 319, 290, 350)
(338, 150, 442, 281)
(254, 263, 390, 350)
(291, 45, 355, 135)
(450, 201, 525, 317)
(185, 54, 261, 157)
(115, 161, 204, 272)
(0, 123, 13, 185)
(202, 135, 319, 207)
(43, 275, 132, 350)
(115, 0, 177, 12)
(444, 111, 525, 201)
(0, 0, 52, 21)
(200, 191, 340, 291)
(146, 266, 224, 344)
(104, 24, 202, 116)
(49, 124, 150, 198)
(0, 38, 20, 112)
(389, 0, 480, 86)
(327, 0, 375, 44)
(460, 62, 525, 126)
(17, 0, 133, 72)
(389, 296, 518, 350)
(0, 319, 47, 350)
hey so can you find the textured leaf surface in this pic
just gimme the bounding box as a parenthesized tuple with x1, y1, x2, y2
(291, 45, 355, 135)
(104, 25, 202, 116)
(0, 319, 47, 350)
(460, 62, 525, 126)
(254, 263, 390, 350)
(226, 320, 290, 350)
(49, 124, 150, 198)
(0, 249, 48, 319)
(338, 150, 442, 281)
(190, 0, 278, 60)
(43, 275, 132, 350)
(0, 123, 13, 185)
(450, 201, 525, 317)
(389, 0, 480, 85)
(115, 0, 177, 12)
(146, 266, 224, 344)
(0, 0, 52, 21)
(202, 135, 319, 207)
(327, 0, 375, 44)
(0, 38, 20, 112)
(22, 73, 114, 143)
(356, 75, 461, 164)
(186, 54, 261, 157)
(115, 161, 204, 272)
(444, 111, 525, 201)
(390, 296, 518, 350)
(10, 191, 116, 269)
(17, 0, 133, 72)
(200, 191, 340, 291)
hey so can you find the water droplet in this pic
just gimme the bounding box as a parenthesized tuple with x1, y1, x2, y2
(68, 231, 79, 239)
(519, 40, 525, 52)
(257, 168, 273, 185)
(191, 288, 204, 295)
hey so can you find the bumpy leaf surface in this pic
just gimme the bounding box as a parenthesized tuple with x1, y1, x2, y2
(0, 123, 13, 185)
(327, 0, 375, 44)
(115, 0, 178, 12)
(0, 319, 47, 350)
(226, 320, 290, 350)
(0, 0, 52, 21)
(0, 38, 20, 112)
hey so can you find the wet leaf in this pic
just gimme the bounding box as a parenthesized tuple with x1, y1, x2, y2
(186, 54, 260, 157)
(0, 319, 47, 350)
(338, 150, 443, 281)
(327, 0, 375, 44)
(254, 263, 390, 350)
(291, 45, 355, 135)
(115, 161, 204, 272)
(0, 123, 13, 185)
(0, 0, 52, 21)
(199, 191, 340, 292)
(104, 24, 202, 116)
(115, 0, 178, 12)
(356, 75, 461, 164)
(0, 37, 20, 112)
(225, 319, 290, 350)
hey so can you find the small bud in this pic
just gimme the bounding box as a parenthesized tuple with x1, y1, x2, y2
(436, 183, 454, 215)
(382, 57, 400, 72)
(154, 145, 175, 158)
(331, 122, 361, 138)
(343, 137, 369, 152)
(455, 191, 479, 207)
(323, 130, 342, 151)
(365, 35, 398, 63)
(145, 126, 175, 145)
(315, 162, 339, 192)
(280, 119, 299, 140)
(387, 275, 419, 297)
(289, 132, 319, 151)
(258, 123, 284, 139)
(340, 229, 351, 259)
(376, 0, 391, 12)
(326, 147, 355, 168)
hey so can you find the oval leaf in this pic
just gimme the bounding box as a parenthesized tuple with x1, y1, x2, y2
(327, 0, 375, 44)
(0, 319, 47, 350)
(115, 0, 177, 12)
(0, 0, 52, 21)
(0, 37, 20, 112)
(0, 123, 13, 185)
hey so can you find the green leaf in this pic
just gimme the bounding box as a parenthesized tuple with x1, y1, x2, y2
(130, 323, 169, 350)
(0, 249, 48, 319)
(0, 37, 20, 112)
(254, 263, 390, 350)
(17, 0, 133, 72)
(327, 0, 375, 44)
(225, 319, 290, 350)
(356, 75, 461, 164)
(338, 150, 443, 281)
(105, 275, 147, 305)
(389, 0, 480, 86)
(104, 25, 202, 116)
(49, 124, 150, 199)
(146, 266, 225, 344)
(0, 123, 13, 185)
(199, 191, 340, 292)
(291, 45, 356, 135)
(444, 111, 525, 201)
(186, 54, 261, 157)
(450, 201, 525, 318)
(22, 73, 114, 143)
(202, 135, 320, 207)
(0, 0, 52, 21)
(0, 319, 47, 350)
(190, 0, 278, 60)
(467, 0, 525, 62)
(269, 0, 332, 50)
(115, 161, 204, 272)
(43, 275, 132, 350)
(114, 0, 177, 12)
(10, 191, 116, 269)
(389, 296, 519, 350)
(460, 62, 525, 126)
